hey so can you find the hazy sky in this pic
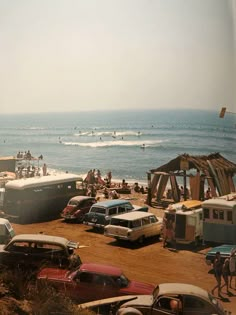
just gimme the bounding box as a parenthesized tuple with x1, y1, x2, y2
(0, 0, 235, 114)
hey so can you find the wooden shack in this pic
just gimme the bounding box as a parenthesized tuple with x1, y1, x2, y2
(147, 153, 236, 206)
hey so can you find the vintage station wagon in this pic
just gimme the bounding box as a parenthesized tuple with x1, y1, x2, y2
(83, 200, 148, 229)
(104, 211, 163, 243)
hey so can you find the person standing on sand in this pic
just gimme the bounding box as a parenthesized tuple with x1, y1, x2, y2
(229, 248, 236, 289)
(42, 163, 47, 176)
(163, 216, 175, 248)
(212, 252, 223, 296)
(107, 171, 112, 185)
(221, 257, 230, 294)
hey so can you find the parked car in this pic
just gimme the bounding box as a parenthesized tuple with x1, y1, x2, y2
(117, 283, 228, 315)
(0, 218, 15, 244)
(61, 196, 97, 222)
(0, 234, 81, 270)
(83, 199, 148, 229)
(37, 262, 155, 303)
(104, 211, 163, 244)
(205, 244, 236, 265)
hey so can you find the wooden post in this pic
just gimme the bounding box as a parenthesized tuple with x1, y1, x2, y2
(183, 170, 187, 200)
(146, 172, 152, 206)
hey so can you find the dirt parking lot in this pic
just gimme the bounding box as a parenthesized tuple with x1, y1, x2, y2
(12, 194, 236, 314)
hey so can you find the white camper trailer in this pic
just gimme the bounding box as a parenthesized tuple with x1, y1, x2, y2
(163, 200, 203, 245)
(202, 195, 236, 244)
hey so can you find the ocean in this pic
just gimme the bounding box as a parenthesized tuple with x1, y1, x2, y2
(0, 109, 235, 185)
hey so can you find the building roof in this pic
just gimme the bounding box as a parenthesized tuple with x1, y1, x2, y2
(150, 153, 236, 174)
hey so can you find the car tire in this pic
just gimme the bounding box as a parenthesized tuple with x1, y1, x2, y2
(138, 235, 145, 244)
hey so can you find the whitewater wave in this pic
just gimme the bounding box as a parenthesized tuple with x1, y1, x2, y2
(63, 139, 166, 148)
(18, 127, 46, 130)
(74, 131, 142, 137)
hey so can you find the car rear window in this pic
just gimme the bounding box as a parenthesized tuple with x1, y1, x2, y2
(110, 218, 129, 227)
(69, 200, 79, 206)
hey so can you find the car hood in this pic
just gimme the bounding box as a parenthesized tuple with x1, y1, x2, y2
(121, 281, 155, 295)
(37, 268, 71, 281)
(121, 294, 154, 307)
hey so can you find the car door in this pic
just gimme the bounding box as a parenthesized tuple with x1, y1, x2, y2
(182, 295, 219, 314)
(69, 272, 118, 303)
(151, 296, 182, 314)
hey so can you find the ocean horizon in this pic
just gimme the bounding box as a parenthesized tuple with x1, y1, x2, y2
(0, 109, 235, 186)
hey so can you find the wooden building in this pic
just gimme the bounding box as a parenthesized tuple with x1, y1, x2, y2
(147, 153, 236, 206)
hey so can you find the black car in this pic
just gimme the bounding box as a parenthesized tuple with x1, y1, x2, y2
(0, 234, 81, 271)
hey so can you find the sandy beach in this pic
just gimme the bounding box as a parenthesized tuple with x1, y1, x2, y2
(9, 186, 236, 314)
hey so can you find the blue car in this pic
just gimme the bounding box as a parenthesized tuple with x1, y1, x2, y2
(83, 199, 148, 229)
(205, 244, 236, 265)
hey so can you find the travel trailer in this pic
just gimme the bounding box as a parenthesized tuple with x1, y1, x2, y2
(163, 200, 203, 245)
(202, 195, 236, 244)
(3, 173, 85, 223)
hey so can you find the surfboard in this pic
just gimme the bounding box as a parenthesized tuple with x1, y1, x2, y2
(207, 160, 223, 195)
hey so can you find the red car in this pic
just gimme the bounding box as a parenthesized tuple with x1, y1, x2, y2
(37, 262, 155, 303)
(61, 196, 97, 222)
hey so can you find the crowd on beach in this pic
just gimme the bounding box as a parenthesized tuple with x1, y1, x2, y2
(83, 169, 147, 199)
(15, 150, 47, 179)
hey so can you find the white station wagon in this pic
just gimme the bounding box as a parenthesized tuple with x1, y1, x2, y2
(104, 211, 163, 243)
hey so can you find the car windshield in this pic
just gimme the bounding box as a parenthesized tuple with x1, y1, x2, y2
(114, 274, 130, 288)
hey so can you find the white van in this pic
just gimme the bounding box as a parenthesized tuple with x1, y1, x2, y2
(0, 218, 15, 244)
(104, 211, 163, 243)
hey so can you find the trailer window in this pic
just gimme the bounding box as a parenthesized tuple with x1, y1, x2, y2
(213, 209, 218, 219)
(203, 208, 209, 219)
(219, 210, 224, 220)
(227, 211, 232, 222)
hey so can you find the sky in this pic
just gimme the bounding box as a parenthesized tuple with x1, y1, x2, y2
(0, 0, 235, 114)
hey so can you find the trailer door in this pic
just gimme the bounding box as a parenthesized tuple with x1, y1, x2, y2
(175, 214, 186, 238)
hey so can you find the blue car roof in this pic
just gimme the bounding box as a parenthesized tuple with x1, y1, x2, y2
(92, 199, 131, 208)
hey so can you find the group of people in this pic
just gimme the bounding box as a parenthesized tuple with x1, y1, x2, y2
(16, 150, 33, 160)
(133, 182, 146, 194)
(84, 169, 112, 187)
(212, 249, 236, 296)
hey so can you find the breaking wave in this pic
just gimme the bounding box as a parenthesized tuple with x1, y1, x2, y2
(63, 139, 166, 148)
